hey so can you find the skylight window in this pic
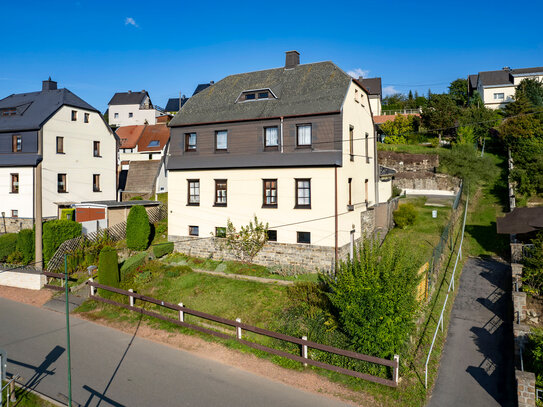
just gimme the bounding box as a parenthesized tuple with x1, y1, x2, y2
(148, 140, 160, 147)
(1, 108, 16, 116)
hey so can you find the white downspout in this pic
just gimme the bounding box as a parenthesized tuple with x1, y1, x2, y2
(280, 116, 284, 153)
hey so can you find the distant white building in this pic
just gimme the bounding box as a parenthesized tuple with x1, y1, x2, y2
(468, 67, 543, 109)
(360, 77, 382, 116)
(108, 90, 158, 127)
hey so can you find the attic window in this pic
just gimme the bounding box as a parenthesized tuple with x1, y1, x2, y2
(1, 108, 16, 116)
(237, 89, 276, 103)
(148, 140, 160, 147)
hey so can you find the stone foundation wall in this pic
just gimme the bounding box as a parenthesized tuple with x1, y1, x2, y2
(516, 370, 536, 407)
(378, 151, 439, 172)
(393, 173, 460, 192)
(1, 217, 35, 234)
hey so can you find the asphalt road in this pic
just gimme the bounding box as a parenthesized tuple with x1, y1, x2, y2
(0, 297, 350, 407)
(427, 257, 515, 406)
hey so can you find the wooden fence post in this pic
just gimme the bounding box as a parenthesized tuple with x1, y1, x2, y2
(128, 289, 134, 307)
(302, 336, 308, 367)
(393, 355, 400, 385)
(89, 278, 95, 296)
(236, 318, 242, 339)
(178, 302, 184, 322)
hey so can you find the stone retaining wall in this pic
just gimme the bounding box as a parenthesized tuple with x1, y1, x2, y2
(393, 172, 460, 193)
(516, 370, 536, 407)
(1, 217, 35, 234)
(378, 151, 439, 172)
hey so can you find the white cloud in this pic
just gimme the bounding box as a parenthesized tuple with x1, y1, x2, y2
(125, 17, 138, 27)
(382, 85, 399, 96)
(347, 68, 370, 79)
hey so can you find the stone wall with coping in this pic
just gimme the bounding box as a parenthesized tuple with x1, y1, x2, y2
(378, 151, 439, 172)
(514, 292, 528, 323)
(1, 217, 34, 234)
(511, 243, 524, 263)
(516, 370, 536, 407)
(393, 173, 460, 193)
(0, 269, 45, 290)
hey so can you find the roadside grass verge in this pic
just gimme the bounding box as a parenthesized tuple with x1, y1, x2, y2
(1, 381, 56, 407)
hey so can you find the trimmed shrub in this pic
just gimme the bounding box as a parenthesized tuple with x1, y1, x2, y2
(153, 242, 174, 258)
(98, 247, 119, 298)
(43, 220, 82, 263)
(16, 229, 34, 264)
(120, 252, 147, 281)
(0, 233, 18, 262)
(126, 205, 150, 251)
(393, 203, 417, 229)
(60, 208, 76, 221)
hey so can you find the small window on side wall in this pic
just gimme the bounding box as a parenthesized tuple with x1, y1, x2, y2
(93, 141, 100, 157)
(185, 133, 197, 151)
(297, 231, 310, 244)
(264, 127, 278, 148)
(11, 210, 18, 218)
(84, 113, 90, 123)
(56, 136, 64, 154)
(266, 230, 277, 242)
(58, 173, 67, 193)
(187, 179, 200, 205)
(189, 226, 199, 236)
(71, 110, 77, 121)
(12, 134, 22, 152)
(11, 173, 19, 194)
(93, 174, 100, 192)
(295, 179, 311, 208)
(215, 227, 226, 238)
(215, 130, 228, 151)
(215, 179, 227, 206)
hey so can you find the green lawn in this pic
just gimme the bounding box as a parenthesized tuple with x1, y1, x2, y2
(1, 383, 55, 407)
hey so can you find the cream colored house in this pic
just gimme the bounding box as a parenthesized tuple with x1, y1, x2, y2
(108, 90, 158, 127)
(0, 78, 117, 232)
(468, 67, 543, 109)
(167, 51, 386, 269)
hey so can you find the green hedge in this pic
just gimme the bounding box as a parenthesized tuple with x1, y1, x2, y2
(126, 205, 150, 251)
(98, 247, 119, 298)
(16, 229, 34, 264)
(60, 208, 76, 221)
(0, 233, 18, 262)
(153, 242, 174, 258)
(43, 220, 82, 263)
(120, 252, 147, 281)
(393, 203, 418, 229)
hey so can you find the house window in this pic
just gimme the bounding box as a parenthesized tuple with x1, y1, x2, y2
(84, 113, 90, 123)
(264, 127, 279, 148)
(11, 173, 19, 194)
(58, 173, 67, 193)
(148, 140, 160, 148)
(494, 93, 505, 100)
(56, 137, 64, 154)
(295, 179, 311, 208)
(263, 179, 278, 207)
(296, 124, 312, 147)
(93, 141, 100, 157)
(93, 174, 101, 192)
(1, 108, 16, 116)
(348, 178, 352, 206)
(11, 210, 18, 218)
(245, 93, 256, 100)
(365, 132, 370, 164)
(355, 89, 359, 103)
(189, 226, 199, 236)
(187, 179, 200, 205)
(258, 92, 269, 99)
(215, 130, 228, 151)
(114, 112, 119, 119)
(266, 230, 277, 241)
(365, 179, 369, 203)
(215, 179, 227, 206)
(215, 227, 226, 238)
(12, 134, 22, 152)
(185, 133, 197, 151)
(297, 231, 311, 244)
(349, 126, 354, 161)
(128, 112, 133, 118)
(71, 110, 77, 121)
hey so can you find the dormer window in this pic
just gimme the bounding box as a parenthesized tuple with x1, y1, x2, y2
(1, 108, 16, 116)
(148, 140, 160, 148)
(236, 89, 276, 103)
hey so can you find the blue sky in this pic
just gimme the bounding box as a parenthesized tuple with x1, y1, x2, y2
(0, 0, 541, 112)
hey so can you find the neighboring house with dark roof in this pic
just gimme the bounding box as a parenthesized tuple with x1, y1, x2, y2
(165, 95, 189, 114)
(0, 78, 117, 233)
(360, 77, 382, 115)
(468, 67, 543, 109)
(167, 51, 383, 271)
(108, 90, 158, 127)
(192, 82, 214, 96)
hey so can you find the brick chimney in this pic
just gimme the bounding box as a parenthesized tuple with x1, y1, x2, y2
(285, 51, 300, 69)
(42, 77, 57, 91)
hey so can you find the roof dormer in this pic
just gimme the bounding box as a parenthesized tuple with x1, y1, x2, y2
(235, 88, 277, 103)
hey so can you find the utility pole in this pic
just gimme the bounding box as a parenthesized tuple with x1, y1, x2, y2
(64, 254, 72, 406)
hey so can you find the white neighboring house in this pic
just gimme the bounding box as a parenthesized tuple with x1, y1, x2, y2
(360, 77, 382, 116)
(108, 90, 158, 127)
(468, 67, 543, 109)
(0, 78, 118, 233)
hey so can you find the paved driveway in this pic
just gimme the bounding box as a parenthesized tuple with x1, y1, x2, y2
(427, 257, 515, 406)
(0, 297, 350, 407)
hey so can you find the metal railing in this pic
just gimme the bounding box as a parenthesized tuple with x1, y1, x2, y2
(424, 191, 469, 388)
(86, 280, 400, 387)
(1, 375, 20, 407)
(381, 108, 422, 116)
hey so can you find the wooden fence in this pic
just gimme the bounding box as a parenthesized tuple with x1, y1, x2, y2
(86, 280, 400, 387)
(46, 204, 167, 272)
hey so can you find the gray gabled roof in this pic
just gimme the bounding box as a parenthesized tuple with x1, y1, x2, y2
(478, 70, 513, 87)
(192, 83, 212, 96)
(468, 74, 478, 89)
(360, 77, 382, 96)
(0, 88, 98, 132)
(170, 61, 352, 126)
(108, 91, 149, 106)
(165, 96, 188, 112)
(511, 67, 543, 75)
